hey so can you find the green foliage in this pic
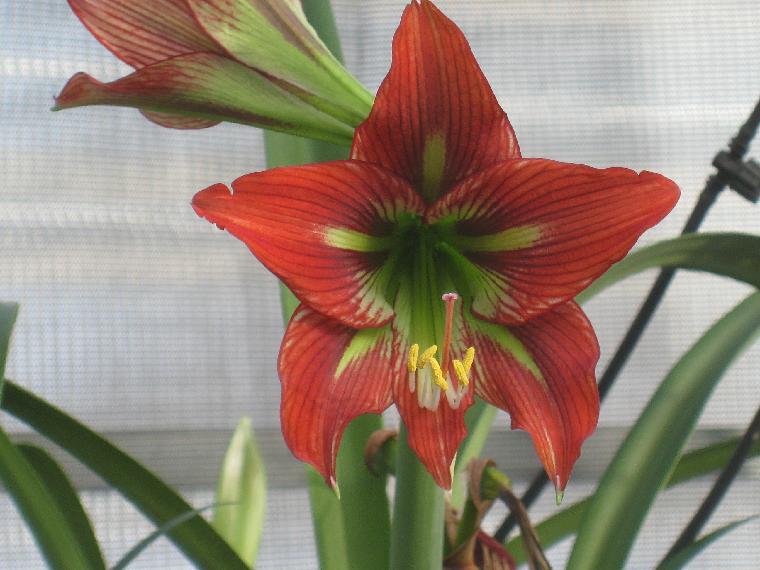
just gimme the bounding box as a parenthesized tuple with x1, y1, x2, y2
(0, 381, 248, 570)
(213, 418, 267, 566)
(578, 233, 760, 304)
(113, 504, 223, 570)
(567, 292, 760, 569)
(0, 428, 103, 569)
(657, 516, 758, 570)
(506, 436, 760, 564)
(18, 445, 106, 569)
(0, 302, 19, 398)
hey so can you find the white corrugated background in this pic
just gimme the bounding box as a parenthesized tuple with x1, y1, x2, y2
(1, 0, 758, 567)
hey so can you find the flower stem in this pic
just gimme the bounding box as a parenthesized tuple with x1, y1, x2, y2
(391, 425, 444, 570)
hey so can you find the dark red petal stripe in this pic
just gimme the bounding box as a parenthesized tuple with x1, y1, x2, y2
(471, 301, 599, 491)
(140, 110, 219, 129)
(68, 0, 220, 68)
(429, 159, 680, 325)
(279, 306, 395, 486)
(193, 161, 424, 329)
(351, 0, 520, 201)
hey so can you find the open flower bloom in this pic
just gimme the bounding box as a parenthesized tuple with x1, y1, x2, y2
(193, 0, 680, 491)
(54, 0, 372, 144)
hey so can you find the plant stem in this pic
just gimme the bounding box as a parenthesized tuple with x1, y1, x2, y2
(390, 425, 444, 570)
(660, 404, 760, 564)
(494, 96, 760, 543)
(336, 415, 391, 570)
(267, 3, 391, 568)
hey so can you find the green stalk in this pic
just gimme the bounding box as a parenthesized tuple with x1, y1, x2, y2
(450, 400, 497, 510)
(265, 3, 390, 569)
(265, 132, 352, 568)
(390, 425, 444, 570)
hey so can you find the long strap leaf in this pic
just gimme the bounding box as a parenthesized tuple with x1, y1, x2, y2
(577, 233, 760, 304)
(0, 302, 19, 398)
(656, 516, 758, 570)
(18, 444, 106, 569)
(567, 291, 760, 569)
(0, 426, 103, 569)
(0, 380, 248, 570)
(112, 504, 227, 570)
(506, 436, 760, 564)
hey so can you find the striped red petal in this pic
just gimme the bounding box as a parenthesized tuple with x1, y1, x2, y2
(193, 161, 424, 329)
(279, 306, 395, 487)
(393, 382, 471, 490)
(351, 0, 520, 202)
(67, 0, 220, 68)
(392, 331, 475, 490)
(470, 301, 599, 492)
(429, 159, 680, 325)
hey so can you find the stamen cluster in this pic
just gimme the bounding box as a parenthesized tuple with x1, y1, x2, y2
(406, 293, 475, 410)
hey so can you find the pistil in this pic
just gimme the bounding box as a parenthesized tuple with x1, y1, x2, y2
(406, 293, 476, 410)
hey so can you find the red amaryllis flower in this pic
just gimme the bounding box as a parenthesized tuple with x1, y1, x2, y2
(53, 0, 371, 144)
(193, 0, 679, 491)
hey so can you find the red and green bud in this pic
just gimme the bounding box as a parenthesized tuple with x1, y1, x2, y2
(54, 0, 372, 144)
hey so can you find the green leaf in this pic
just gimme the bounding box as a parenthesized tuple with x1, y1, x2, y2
(567, 291, 760, 570)
(0, 302, 19, 399)
(577, 233, 760, 304)
(450, 400, 497, 511)
(18, 445, 106, 569)
(113, 504, 225, 570)
(213, 418, 266, 566)
(0, 380, 248, 570)
(657, 516, 758, 570)
(0, 426, 103, 569)
(506, 436, 760, 564)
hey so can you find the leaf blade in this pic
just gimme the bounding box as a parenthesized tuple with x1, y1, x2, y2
(0, 427, 102, 569)
(505, 436, 760, 564)
(0, 380, 248, 570)
(213, 418, 266, 566)
(657, 516, 759, 570)
(113, 504, 225, 570)
(577, 233, 760, 304)
(0, 302, 19, 398)
(18, 445, 106, 569)
(567, 291, 760, 569)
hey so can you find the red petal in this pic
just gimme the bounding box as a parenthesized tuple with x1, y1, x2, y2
(429, 159, 680, 324)
(67, 0, 220, 68)
(193, 161, 424, 329)
(279, 305, 395, 486)
(351, 0, 520, 202)
(392, 332, 475, 490)
(470, 301, 600, 491)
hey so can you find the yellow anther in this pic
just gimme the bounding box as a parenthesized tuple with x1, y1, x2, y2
(463, 347, 475, 373)
(418, 345, 438, 369)
(430, 361, 449, 391)
(428, 357, 449, 391)
(452, 359, 469, 386)
(407, 344, 420, 373)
